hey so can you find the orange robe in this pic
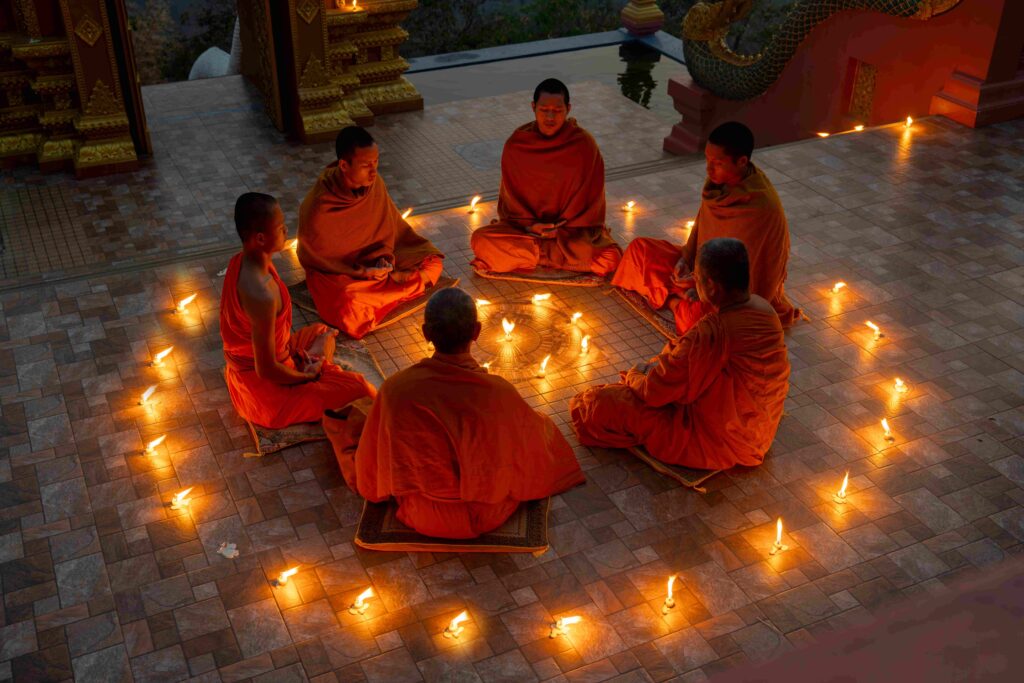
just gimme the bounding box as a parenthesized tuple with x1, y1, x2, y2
(612, 164, 801, 334)
(219, 253, 376, 429)
(470, 119, 621, 276)
(356, 352, 585, 539)
(570, 300, 790, 470)
(298, 167, 444, 339)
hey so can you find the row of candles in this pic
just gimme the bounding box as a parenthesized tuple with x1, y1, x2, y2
(817, 116, 913, 139)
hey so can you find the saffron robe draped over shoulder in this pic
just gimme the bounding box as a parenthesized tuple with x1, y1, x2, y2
(355, 353, 585, 539)
(219, 253, 375, 429)
(570, 301, 790, 470)
(612, 164, 801, 333)
(298, 167, 444, 338)
(470, 119, 621, 275)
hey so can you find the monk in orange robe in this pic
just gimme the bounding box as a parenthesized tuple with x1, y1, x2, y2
(298, 126, 444, 339)
(470, 78, 621, 276)
(572, 238, 790, 470)
(220, 193, 376, 429)
(354, 288, 585, 539)
(613, 121, 801, 335)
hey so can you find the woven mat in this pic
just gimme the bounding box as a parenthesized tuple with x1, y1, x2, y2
(287, 275, 460, 332)
(355, 498, 550, 554)
(473, 266, 606, 287)
(628, 446, 721, 493)
(244, 338, 387, 457)
(614, 287, 677, 340)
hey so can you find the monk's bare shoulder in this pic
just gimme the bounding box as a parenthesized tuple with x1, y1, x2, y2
(745, 295, 775, 315)
(236, 265, 280, 317)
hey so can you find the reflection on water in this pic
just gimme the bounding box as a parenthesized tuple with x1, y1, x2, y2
(617, 41, 662, 109)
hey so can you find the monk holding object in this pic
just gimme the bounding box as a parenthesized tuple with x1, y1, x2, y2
(613, 121, 801, 334)
(353, 288, 585, 539)
(571, 238, 790, 471)
(298, 126, 444, 339)
(470, 78, 621, 276)
(220, 193, 376, 429)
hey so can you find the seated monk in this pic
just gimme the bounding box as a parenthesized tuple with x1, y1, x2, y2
(220, 193, 376, 429)
(571, 238, 790, 470)
(612, 121, 801, 335)
(352, 288, 585, 539)
(470, 78, 621, 276)
(298, 126, 444, 339)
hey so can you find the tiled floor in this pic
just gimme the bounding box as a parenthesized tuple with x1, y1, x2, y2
(1, 74, 1023, 683)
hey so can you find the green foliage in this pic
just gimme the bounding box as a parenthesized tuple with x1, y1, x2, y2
(127, 0, 235, 84)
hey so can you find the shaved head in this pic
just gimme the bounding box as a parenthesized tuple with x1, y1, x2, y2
(424, 288, 478, 353)
(708, 121, 754, 162)
(699, 238, 750, 293)
(234, 192, 279, 242)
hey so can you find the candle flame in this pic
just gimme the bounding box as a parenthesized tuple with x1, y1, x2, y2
(469, 195, 481, 210)
(277, 566, 300, 585)
(152, 346, 174, 365)
(667, 575, 677, 600)
(176, 292, 197, 313)
(146, 435, 166, 453)
(817, 132, 830, 138)
(881, 418, 892, 438)
(481, 361, 492, 370)
(854, 125, 865, 131)
(502, 318, 515, 339)
(685, 220, 695, 229)
(531, 292, 552, 303)
(140, 385, 157, 405)
(905, 116, 913, 128)
(286, 238, 298, 250)
(571, 312, 582, 325)
(581, 335, 590, 354)
(624, 200, 635, 211)
(475, 299, 491, 307)
(355, 587, 373, 606)
(559, 616, 582, 627)
(775, 517, 783, 545)
(839, 471, 849, 497)
(352, 0, 358, 9)
(449, 611, 468, 630)
(865, 321, 880, 338)
(401, 208, 412, 220)
(831, 282, 846, 294)
(537, 354, 551, 377)
(894, 378, 908, 393)
(172, 487, 193, 508)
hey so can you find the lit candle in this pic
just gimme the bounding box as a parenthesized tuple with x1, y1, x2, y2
(475, 299, 491, 307)
(581, 335, 590, 355)
(481, 361, 492, 370)
(352, 0, 358, 10)
(175, 293, 197, 314)
(769, 517, 788, 555)
(501, 318, 515, 341)
(171, 487, 193, 510)
(882, 418, 894, 441)
(905, 116, 913, 128)
(571, 312, 582, 325)
(443, 611, 469, 639)
(623, 200, 636, 212)
(685, 220, 695, 229)
(865, 321, 881, 340)
(531, 293, 552, 304)
(139, 385, 157, 406)
(145, 434, 166, 455)
(834, 471, 849, 503)
(536, 354, 551, 379)
(894, 377, 908, 393)
(662, 575, 677, 614)
(401, 208, 413, 220)
(817, 132, 830, 138)
(286, 238, 298, 251)
(549, 615, 582, 638)
(831, 282, 846, 294)
(468, 195, 481, 213)
(275, 566, 300, 586)
(349, 587, 373, 615)
(151, 346, 174, 367)
(854, 125, 865, 132)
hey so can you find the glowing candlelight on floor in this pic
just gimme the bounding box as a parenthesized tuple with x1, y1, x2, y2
(531, 292, 551, 304)
(905, 116, 913, 128)
(151, 346, 174, 367)
(831, 282, 846, 294)
(817, 132, 830, 138)
(401, 208, 412, 220)
(854, 125, 865, 131)
(536, 354, 551, 378)
(139, 385, 156, 406)
(349, 587, 373, 615)
(468, 195, 481, 213)
(145, 434, 166, 455)
(501, 318, 515, 341)
(623, 200, 635, 212)
(834, 471, 849, 504)
(571, 312, 583, 325)
(443, 611, 469, 639)
(549, 615, 582, 638)
(881, 418, 894, 441)
(275, 566, 300, 586)
(475, 299, 491, 307)
(175, 293, 197, 314)
(581, 335, 590, 355)
(769, 517, 788, 555)
(171, 487, 193, 510)
(662, 575, 677, 614)
(894, 377, 908, 393)
(865, 321, 881, 340)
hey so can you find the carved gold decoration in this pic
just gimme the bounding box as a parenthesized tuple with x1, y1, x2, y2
(848, 61, 877, 123)
(11, 39, 71, 60)
(302, 106, 355, 134)
(298, 55, 332, 90)
(75, 15, 104, 47)
(76, 138, 136, 166)
(14, 0, 42, 38)
(621, 0, 666, 35)
(297, 0, 321, 24)
(913, 0, 963, 19)
(683, 0, 763, 67)
(82, 80, 121, 117)
(38, 138, 76, 162)
(0, 132, 42, 157)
